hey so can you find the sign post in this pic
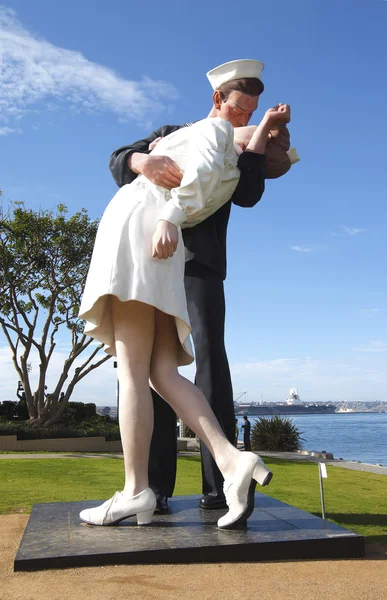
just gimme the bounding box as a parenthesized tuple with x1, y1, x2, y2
(114, 361, 119, 418)
(318, 462, 328, 520)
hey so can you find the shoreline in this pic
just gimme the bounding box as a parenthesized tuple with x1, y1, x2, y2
(236, 411, 386, 416)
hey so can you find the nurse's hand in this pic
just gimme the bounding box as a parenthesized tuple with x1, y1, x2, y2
(264, 104, 291, 127)
(152, 220, 179, 259)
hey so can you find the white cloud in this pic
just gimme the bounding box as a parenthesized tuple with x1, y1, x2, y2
(290, 246, 313, 253)
(0, 7, 178, 130)
(230, 357, 318, 378)
(0, 126, 22, 135)
(359, 308, 382, 314)
(228, 356, 387, 403)
(342, 226, 364, 236)
(352, 341, 387, 353)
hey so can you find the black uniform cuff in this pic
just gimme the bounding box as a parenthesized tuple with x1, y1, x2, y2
(237, 151, 266, 171)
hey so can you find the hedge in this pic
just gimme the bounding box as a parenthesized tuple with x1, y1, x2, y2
(0, 416, 120, 441)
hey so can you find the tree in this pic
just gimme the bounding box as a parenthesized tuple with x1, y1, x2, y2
(0, 200, 111, 425)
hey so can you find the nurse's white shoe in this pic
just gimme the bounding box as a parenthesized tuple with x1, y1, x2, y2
(217, 453, 272, 530)
(79, 487, 156, 526)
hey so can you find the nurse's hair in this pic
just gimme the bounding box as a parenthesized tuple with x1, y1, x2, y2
(265, 125, 292, 179)
(234, 124, 292, 179)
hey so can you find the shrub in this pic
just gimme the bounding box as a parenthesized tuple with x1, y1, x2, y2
(62, 402, 97, 424)
(73, 416, 120, 440)
(251, 415, 304, 452)
(0, 421, 76, 439)
(0, 399, 30, 421)
(0, 417, 120, 441)
(14, 398, 30, 421)
(0, 401, 17, 420)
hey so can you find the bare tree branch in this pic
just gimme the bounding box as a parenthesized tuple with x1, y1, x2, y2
(11, 288, 34, 330)
(0, 317, 40, 350)
(74, 353, 112, 383)
(1, 321, 23, 380)
(75, 342, 107, 373)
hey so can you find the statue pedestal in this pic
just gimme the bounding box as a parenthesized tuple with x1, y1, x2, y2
(14, 493, 364, 571)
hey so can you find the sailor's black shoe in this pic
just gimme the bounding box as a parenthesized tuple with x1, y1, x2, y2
(154, 493, 169, 514)
(199, 492, 227, 510)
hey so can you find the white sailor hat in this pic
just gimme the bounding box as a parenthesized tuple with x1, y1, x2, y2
(206, 59, 264, 90)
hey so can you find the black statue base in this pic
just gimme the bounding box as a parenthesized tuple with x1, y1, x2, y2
(14, 494, 364, 571)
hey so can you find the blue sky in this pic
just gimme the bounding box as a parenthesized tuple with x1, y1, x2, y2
(0, 0, 386, 405)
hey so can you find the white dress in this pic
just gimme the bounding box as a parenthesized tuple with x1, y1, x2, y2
(79, 118, 241, 366)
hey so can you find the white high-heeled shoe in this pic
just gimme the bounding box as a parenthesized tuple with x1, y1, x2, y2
(217, 452, 273, 530)
(79, 487, 156, 526)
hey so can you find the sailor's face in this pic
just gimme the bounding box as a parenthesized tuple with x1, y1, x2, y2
(218, 91, 259, 127)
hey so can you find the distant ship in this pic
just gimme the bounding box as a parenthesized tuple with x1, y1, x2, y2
(235, 388, 336, 416)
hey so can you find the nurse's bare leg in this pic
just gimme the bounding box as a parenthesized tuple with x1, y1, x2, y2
(79, 298, 157, 526)
(149, 310, 240, 479)
(112, 298, 155, 496)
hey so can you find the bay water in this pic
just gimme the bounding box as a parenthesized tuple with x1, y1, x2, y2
(236, 412, 387, 466)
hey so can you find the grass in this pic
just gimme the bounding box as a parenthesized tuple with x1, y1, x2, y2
(0, 455, 386, 541)
(0, 450, 75, 454)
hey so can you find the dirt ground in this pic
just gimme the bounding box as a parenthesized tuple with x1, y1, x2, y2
(1, 515, 386, 600)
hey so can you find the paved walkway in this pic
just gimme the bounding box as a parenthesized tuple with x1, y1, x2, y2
(255, 450, 387, 476)
(1, 450, 387, 476)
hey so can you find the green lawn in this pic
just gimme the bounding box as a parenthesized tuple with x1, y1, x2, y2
(1, 456, 386, 540)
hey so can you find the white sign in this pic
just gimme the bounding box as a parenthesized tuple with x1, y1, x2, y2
(319, 463, 328, 478)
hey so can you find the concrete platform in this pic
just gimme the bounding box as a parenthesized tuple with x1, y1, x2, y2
(14, 494, 364, 571)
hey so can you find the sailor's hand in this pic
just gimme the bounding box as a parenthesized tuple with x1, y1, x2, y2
(152, 220, 179, 259)
(264, 104, 291, 127)
(129, 153, 182, 189)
